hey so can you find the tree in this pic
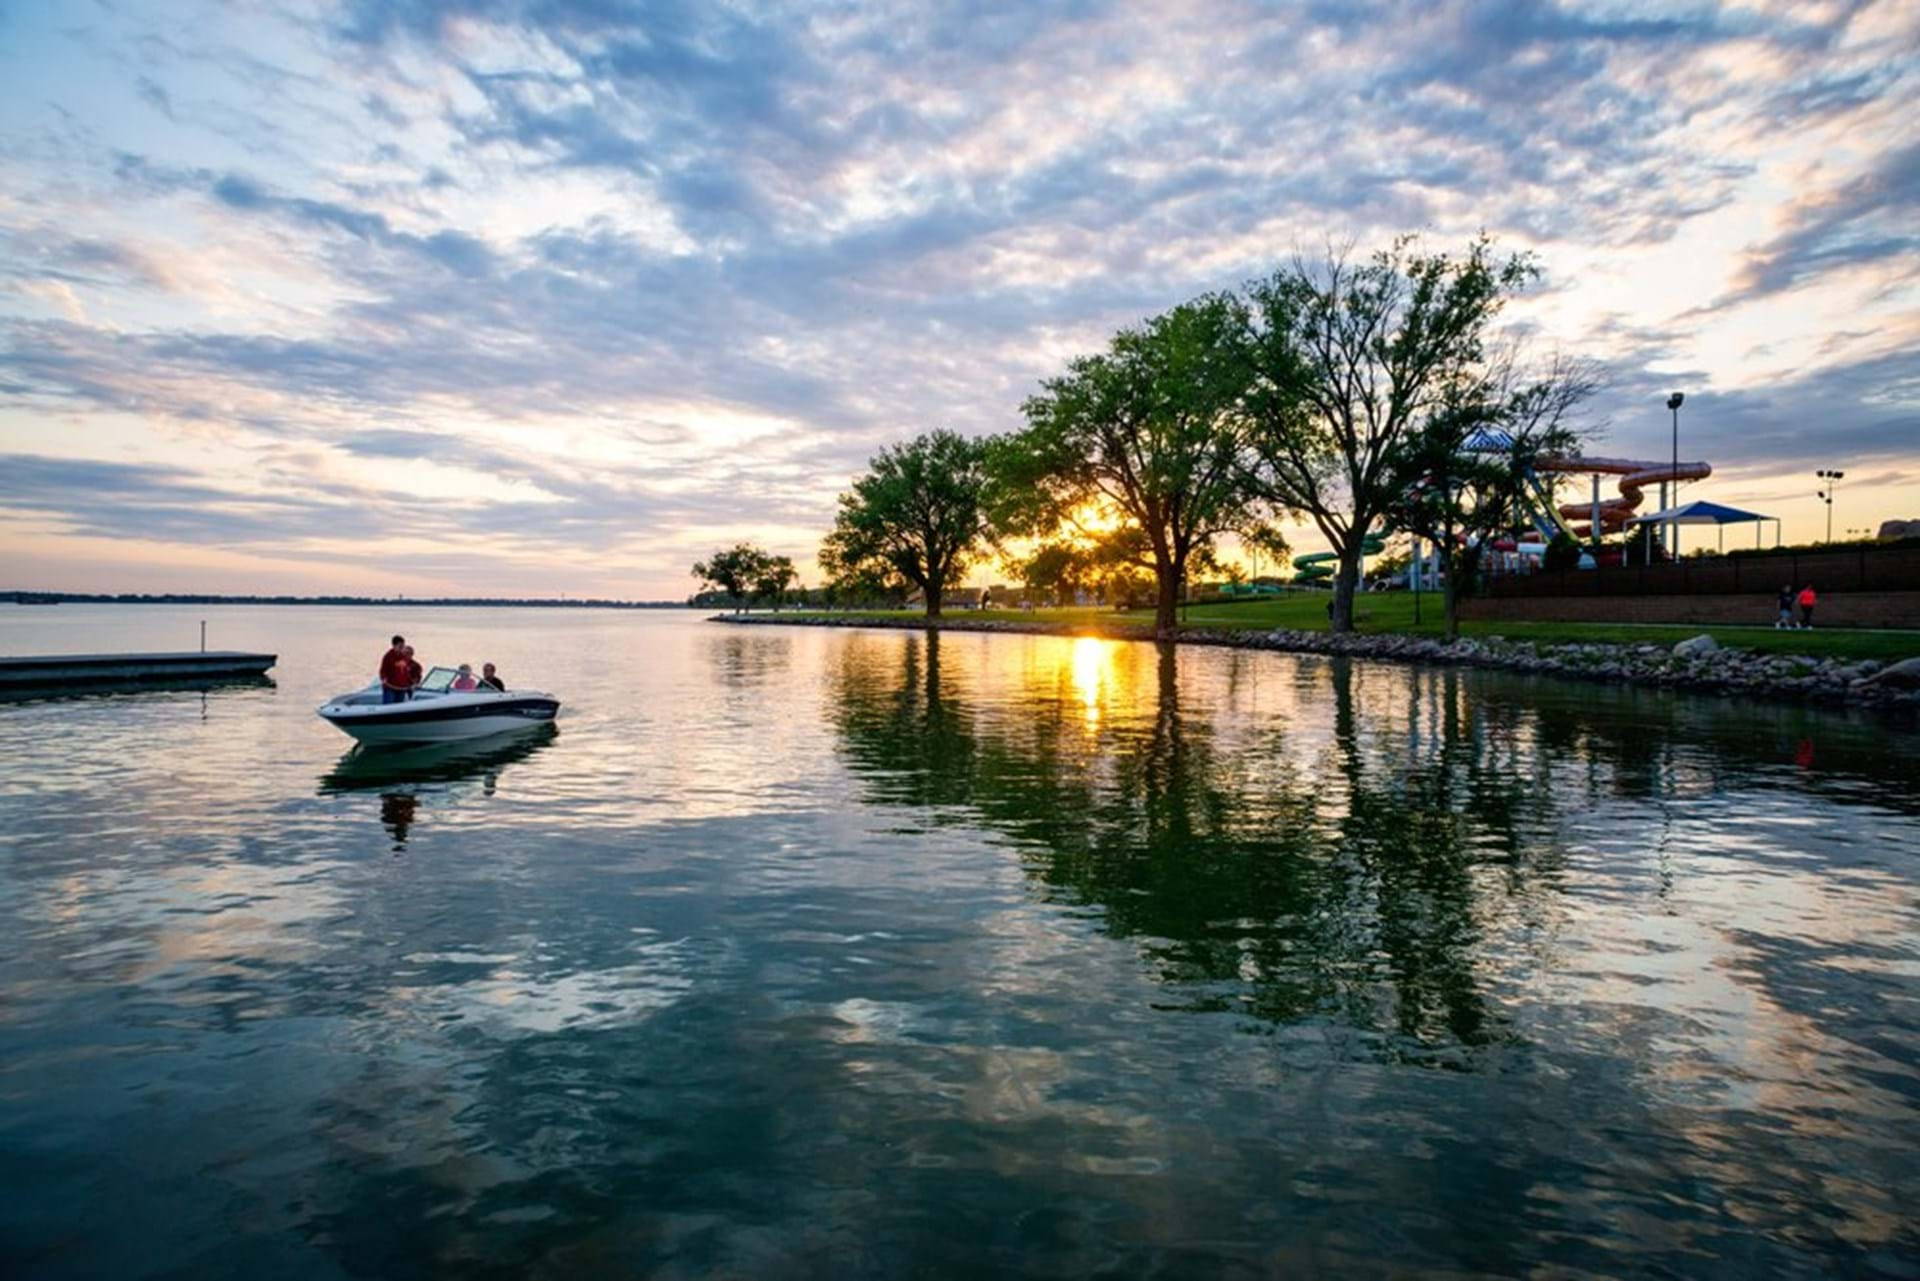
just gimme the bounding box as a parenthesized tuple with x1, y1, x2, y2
(996, 294, 1261, 634)
(1237, 520, 1293, 581)
(754, 554, 797, 610)
(1542, 532, 1582, 573)
(1242, 237, 1535, 632)
(692, 542, 770, 612)
(1019, 542, 1089, 606)
(820, 429, 993, 620)
(1381, 353, 1598, 638)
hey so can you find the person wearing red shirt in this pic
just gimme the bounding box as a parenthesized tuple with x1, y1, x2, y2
(1797, 585, 1817, 629)
(379, 635, 412, 703)
(404, 645, 423, 691)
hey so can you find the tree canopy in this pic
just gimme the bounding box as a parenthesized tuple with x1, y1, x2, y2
(753, 553, 798, 610)
(1382, 352, 1599, 636)
(994, 294, 1262, 634)
(1242, 237, 1535, 631)
(820, 429, 994, 619)
(692, 542, 773, 612)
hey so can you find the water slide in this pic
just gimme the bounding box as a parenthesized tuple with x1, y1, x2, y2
(1536, 456, 1713, 539)
(1293, 532, 1386, 583)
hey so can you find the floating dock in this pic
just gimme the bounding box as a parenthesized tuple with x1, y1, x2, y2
(0, 650, 277, 688)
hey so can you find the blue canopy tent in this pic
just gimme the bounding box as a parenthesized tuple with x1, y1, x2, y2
(1628, 499, 1782, 553)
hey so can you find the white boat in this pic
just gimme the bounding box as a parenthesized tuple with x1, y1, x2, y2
(317, 665, 559, 745)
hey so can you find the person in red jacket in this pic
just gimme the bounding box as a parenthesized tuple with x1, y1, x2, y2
(1797, 584, 1817, 629)
(379, 635, 412, 703)
(404, 645, 423, 691)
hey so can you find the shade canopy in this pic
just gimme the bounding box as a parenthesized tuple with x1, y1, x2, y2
(1627, 499, 1773, 527)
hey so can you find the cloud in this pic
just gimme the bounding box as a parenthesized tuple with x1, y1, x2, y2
(1719, 140, 1920, 306)
(0, 452, 354, 545)
(1, 0, 1916, 590)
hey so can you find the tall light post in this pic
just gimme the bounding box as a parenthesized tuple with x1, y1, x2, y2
(1667, 392, 1684, 556)
(1815, 469, 1845, 543)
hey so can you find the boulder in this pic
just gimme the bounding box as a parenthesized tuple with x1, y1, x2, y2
(1866, 655, 1920, 688)
(1672, 634, 1720, 658)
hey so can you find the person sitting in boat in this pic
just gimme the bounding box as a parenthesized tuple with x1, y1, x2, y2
(480, 662, 505, 692)
(379, 635, 412, 704)
(451, 663, 479, 691)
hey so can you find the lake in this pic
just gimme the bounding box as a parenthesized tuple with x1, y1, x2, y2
(2, 606, 1916, 1278)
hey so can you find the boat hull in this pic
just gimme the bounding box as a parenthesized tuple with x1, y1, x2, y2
(318, 693, 559, 745)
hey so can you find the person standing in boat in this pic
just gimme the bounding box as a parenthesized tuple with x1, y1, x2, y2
(403, 645, 423, 691)
(379, 635, 412, 704)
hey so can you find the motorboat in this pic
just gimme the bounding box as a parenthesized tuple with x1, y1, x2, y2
(317, 665, 559, 745)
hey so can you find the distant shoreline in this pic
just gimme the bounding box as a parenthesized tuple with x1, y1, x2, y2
(3, 592, 694, 610)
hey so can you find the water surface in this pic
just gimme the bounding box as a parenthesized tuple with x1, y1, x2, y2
(2, 607, 1916, 1278)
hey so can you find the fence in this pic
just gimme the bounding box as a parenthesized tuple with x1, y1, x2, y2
(1484, 545, 1920, 599)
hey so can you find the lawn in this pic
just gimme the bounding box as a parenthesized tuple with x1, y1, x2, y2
(765, 595, 1920, 663)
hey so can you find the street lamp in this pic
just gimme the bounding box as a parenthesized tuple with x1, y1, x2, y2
(1667, 392, 1684, 556)
(1815, 469, 1845, 544)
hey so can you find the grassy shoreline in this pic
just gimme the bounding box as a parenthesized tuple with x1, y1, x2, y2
(732, 597, 1920, 663)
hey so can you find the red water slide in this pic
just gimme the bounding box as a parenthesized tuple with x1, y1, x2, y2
(1538, 456, 1712, 538)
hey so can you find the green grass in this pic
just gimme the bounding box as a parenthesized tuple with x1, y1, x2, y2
(763, 595, 1920, 662)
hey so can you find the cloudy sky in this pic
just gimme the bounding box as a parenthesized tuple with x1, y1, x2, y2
(3, 0, 1916, 598)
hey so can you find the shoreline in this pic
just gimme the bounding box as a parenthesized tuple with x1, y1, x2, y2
(711, 612, 1920, 713)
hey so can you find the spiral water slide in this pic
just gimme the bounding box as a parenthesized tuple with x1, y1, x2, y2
(1293, 532, 1386, 583)
(1537, 456, 1712, 538)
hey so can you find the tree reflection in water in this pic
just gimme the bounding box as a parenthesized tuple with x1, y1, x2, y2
(828, 632, 1576, 1063)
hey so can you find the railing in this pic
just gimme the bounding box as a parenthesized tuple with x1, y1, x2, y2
(1484, 545, 1920, 598)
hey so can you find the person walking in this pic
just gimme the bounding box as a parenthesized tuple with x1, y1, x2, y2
(1775, 586, 1794, 629)
(379, 635, 412, 704)
(1797, 584, 1818, 629)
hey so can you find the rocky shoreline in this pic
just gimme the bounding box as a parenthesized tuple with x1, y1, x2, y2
(712, 612, 1920, 712)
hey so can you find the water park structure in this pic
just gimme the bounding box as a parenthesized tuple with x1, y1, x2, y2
(1303, 442, 1729, 588)
(1292, 532, 1386, 584)
(1540, 454, 1713, 552)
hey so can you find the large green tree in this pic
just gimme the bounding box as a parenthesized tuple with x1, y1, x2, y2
(1241, 237, 1534, 632)
(996, 294, 1260, 634)
(820, 429, 994, 619)
(692, 542, 770, 612)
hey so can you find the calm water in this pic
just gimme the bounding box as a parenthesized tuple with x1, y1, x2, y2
(2, 606, 1917, 1278)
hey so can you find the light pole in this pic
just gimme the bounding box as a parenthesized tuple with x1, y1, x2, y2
(1815, 469, 1844, 543)
(1667, 392, 1684, 556)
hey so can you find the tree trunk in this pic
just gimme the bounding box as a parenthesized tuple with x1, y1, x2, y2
(924, 572, 943, 620)
(1329, 539, 1365, 633)
(1153, 560, 1180, 636)
(1442, 564, 1460, 640)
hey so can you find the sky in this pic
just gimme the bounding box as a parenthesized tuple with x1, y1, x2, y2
(2, 0, 1917, 598)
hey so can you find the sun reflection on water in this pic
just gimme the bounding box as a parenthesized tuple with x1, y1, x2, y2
(1068, 635, 1115, 726)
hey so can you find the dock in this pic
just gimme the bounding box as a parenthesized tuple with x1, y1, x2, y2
(0, 650, 278, 688)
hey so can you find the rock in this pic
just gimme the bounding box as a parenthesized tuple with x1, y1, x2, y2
(1672, 634, 1720, 658)
(1866, 655, 1920, 688)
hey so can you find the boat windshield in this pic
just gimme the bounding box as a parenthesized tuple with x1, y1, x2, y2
(418, 665, 459, 693)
